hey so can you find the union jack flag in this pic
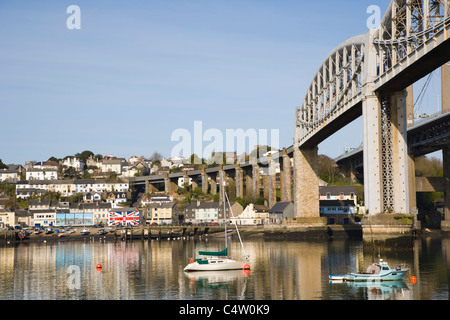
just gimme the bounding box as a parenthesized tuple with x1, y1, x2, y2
(108, 211, 140, 226)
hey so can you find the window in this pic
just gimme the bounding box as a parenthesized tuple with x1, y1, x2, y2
(340, 192, 344, 200)
(326, 193, 331, 200)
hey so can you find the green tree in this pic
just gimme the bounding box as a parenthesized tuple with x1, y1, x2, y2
(0, 159, 8, 170)
(75, 150, 94, 164)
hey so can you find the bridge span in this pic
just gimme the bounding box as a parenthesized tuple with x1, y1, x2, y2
(293, 0, 450, 234)
(130, 1, 450, 236)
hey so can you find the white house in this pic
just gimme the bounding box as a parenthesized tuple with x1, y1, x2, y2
(106, 192, 128, 208)
(61, 157, 84, 172)
(0, 169, 19, 183)
(16, 179, 129, 199)
(101, 159, 123, 174)
(26, 168, 58, 181)
(230, 203, 269, 226)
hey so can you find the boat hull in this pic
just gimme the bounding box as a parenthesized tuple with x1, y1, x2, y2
(184, 258, 247, 272)
(343, 269, 409, 282)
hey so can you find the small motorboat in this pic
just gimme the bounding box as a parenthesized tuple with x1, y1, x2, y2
(329, 259, 409, 282)
(34, 228, 41, 234)
(80, 228, 90, 235)
(18, 230, 28, 240)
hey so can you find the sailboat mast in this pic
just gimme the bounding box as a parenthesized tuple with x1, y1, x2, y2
(222, 170, 227, 252)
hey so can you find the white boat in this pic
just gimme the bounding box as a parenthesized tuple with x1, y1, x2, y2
(329, 259, 409, 282)
(80, 228, 90, 235)
(184, 172, 250, 272)
(184, 248, 249, 272)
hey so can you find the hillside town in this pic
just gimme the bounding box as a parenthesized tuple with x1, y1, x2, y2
(0, 151, 362, 231)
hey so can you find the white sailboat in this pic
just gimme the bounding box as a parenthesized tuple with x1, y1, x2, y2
(184, 171, 250, 272)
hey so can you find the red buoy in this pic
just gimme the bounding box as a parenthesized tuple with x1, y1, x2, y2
(410, 276, 417, 284)
(96, 263, 102, 269)
(243, 264, 250, 270)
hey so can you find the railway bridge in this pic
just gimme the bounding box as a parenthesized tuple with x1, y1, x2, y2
(131, 1, 450, 236)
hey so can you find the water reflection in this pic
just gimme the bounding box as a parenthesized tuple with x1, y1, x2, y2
(0, 236, 449, 300)
(330, 281, 411, 300)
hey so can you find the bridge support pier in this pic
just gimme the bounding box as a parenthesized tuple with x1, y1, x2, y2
(235, 164, 244, 199)
(280, 148, 292, 202)
(441, 147, 450, 232)
(362, 90, 414, 235)
(252, 162, 261, 200)
(164, 173, 178, 194)
(145, 181, 158, 194)
(293, 146, 323, 224)
(245, 168, 253, 200)
(201, 168, 208, 194)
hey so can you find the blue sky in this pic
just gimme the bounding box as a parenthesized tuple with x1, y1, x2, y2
(1, 0, 441, 164)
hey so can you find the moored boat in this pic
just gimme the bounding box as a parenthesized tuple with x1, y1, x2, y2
(184, 248, 250, 272)
(184, 171, 250, 272)
(329, 259, 409, 282)
(80, 228, 90, 235)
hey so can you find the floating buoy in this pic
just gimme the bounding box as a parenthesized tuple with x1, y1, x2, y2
(190, 258, 194, 264)
(96, 263, 102, 269)
(243, 264, 250, 270)
(410, 276, 417, 284)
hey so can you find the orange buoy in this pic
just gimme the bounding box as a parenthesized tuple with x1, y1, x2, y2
(243, 264, 250, 270)
(96, 263, 102, 269)
(190, 258, 194, 264)
(410, 276, 417, 284)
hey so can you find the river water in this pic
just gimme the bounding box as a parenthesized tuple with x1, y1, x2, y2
(0, 235, 449, 300)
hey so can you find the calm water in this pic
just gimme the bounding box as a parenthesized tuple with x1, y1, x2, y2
(0, 235, 449, 300)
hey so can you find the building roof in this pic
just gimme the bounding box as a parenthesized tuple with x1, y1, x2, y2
(319, 186, 357, 196)
(269, 202, 293, 213)
(146, 202, 176, 209)
(0, 169, 18, 174)
(319, 199, 355, 207)
(185, 201, 237, 210)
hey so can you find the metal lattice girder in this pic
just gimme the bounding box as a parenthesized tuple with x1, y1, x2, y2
(296, 0, 450, 148)
(295, 36, 365, 145)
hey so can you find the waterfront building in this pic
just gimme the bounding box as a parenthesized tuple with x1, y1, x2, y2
(230, 203, 269, 226)
(319, 186, 357, 204)
(0, 210, 14, 228)
(145, 201, 177, 225)
(319, 199, 356, 225)
(268, 202, 294, 224)
(184, 201, 243, 225)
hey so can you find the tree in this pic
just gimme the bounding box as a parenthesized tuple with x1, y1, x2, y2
(415, 156, 443, 177)
(0, 159, 8, 170)
(75, 150, 94, 163)
(63, 167, 81, 179)
(318, 154, 338, 184)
